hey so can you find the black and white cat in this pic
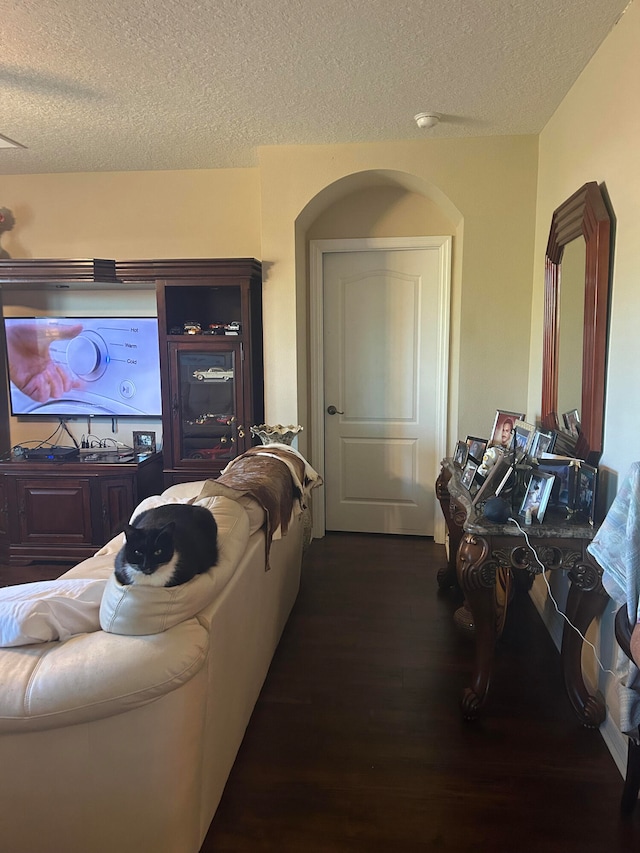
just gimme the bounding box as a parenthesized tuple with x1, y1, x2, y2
(115, 503, 219, 587)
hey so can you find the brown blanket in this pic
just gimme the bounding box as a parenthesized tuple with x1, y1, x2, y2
(195, 446, 318, 569)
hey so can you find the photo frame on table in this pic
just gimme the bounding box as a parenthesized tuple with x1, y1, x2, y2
(454, 440, 469, 467)
(513, 419, 536, 463)
(535, 458, 575, 510)
(550, 429, 577, 457)
(568, 462, 597, 524)
(132, 430, 157, 454)
(461, 459, 479, 492)
(562, 409, 581, 437)
(465, 436, 487, 463)
(472, 450, 512, 506)
(488, 410, 526, 450)
(529, 429, 556, 460)
(519, 471, 555, 524)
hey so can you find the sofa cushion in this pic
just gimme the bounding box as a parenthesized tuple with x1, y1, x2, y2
(0, 578, 106, 647)
(100, 495, 250, 635)
(0, 619, 209, 733)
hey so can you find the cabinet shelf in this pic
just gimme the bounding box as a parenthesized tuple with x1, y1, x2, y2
(156, 260, 263, 486)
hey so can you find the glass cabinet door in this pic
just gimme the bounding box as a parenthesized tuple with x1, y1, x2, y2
(168, 343, 245, 467)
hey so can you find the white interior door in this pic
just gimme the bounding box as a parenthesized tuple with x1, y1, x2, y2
(319, 240, 450, 537)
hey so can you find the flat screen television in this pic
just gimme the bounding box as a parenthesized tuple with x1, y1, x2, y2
(4, 316, 163, 417)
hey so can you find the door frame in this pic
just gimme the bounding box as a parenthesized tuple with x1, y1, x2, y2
(309, 236, 451, 542)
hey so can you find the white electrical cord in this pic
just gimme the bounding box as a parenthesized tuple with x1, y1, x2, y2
(507, 516, 616, 677)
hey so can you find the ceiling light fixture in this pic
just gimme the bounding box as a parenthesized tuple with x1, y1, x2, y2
(414, 112, 441, 130)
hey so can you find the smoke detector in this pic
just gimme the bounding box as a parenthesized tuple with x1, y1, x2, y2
(414, 112, 441, 130)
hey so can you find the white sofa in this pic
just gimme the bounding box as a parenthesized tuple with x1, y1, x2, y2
(0, 478, 305, 853)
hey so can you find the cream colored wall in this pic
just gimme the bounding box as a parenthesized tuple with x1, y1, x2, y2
(529, 0, 640, 777)
(1, 141, 537, 456)
(530, 1, 640, 485)
(259, 137, 538, 444)
(0, 168, 261, 259)
(307, 186, 455, 240)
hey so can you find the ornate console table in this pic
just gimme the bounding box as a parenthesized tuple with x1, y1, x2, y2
(439, 459, 608, 727)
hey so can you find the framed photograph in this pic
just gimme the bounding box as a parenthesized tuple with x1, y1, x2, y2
(513, 419, 536, 463)
(563, 409, 581, 437)
(465, 436, 487, 463)
(488, 410, 526, 450)
(461, 459, 479, 491)
(568, 462, 597, 524)
(519, 471, 555, 524)
(529, 429, 555, 460)
(132, 430, 156, 454)
(453, 440, 469, 467)
(550, 429, 577, 457)
(536, 458, 575, 510)
(472, 450, 512, 506)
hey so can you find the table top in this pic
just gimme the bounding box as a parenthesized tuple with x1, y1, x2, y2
(441, 458, 597, 541)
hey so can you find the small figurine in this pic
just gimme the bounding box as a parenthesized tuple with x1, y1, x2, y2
(477, 446, 502, 478)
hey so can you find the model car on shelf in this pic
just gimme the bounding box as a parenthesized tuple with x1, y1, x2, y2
(183, 321, 202, 334)
(203, 324, 226, 335)
(192, 366, 234, 382)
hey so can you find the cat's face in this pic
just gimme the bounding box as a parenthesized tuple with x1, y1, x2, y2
(119, 523, 179, 587)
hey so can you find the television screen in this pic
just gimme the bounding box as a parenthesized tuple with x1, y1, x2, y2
(4, 317, 162, 417)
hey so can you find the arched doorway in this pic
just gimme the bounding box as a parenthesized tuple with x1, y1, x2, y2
(297, 171, 462, 543)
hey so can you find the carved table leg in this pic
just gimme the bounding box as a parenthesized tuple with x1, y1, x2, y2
(435, 467, 465, 590)
(457, 532, 511, 719)
(561, 556, 609, 727)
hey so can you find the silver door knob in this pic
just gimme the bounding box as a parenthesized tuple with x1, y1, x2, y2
(327, 405, 344, 415)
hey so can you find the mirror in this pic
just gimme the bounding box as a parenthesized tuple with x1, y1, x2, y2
(541, 182, 611, 464)
(556, 236, 585, 416)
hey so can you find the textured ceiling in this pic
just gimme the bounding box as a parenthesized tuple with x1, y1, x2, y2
(0, 0, 631, 175)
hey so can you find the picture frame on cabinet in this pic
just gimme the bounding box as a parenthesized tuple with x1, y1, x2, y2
(133, 431, 156, 454)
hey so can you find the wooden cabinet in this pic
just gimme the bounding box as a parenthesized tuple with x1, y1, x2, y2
(0, 453, 163, 566)
(150, 259, 264, 486)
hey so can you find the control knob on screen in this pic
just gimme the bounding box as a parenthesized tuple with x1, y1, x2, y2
(66, 331, 109, 380)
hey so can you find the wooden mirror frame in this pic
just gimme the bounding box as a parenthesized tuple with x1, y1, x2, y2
(541, 181, 611, 464)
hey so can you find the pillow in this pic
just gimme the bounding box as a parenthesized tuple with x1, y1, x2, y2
(0, 578, 106, 647)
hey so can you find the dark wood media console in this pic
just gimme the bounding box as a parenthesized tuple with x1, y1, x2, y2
(0, 451, 163, 570)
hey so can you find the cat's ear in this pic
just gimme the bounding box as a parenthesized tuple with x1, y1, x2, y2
(123, 524, 136, 541)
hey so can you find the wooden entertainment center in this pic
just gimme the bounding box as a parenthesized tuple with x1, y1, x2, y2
(0, 451, 163, 567)
(0, 258, 264, 571)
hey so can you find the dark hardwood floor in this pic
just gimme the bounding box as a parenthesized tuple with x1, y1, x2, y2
(202, 532, 640, 852)
(3, 535, 638, 851)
